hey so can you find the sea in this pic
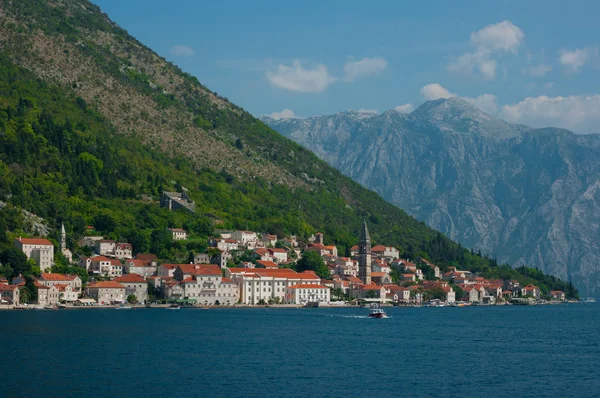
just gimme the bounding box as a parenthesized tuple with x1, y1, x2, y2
(1, 304, 599, 398)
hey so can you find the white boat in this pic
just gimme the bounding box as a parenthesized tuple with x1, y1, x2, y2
(166, 304, 181, 310)
(368, 304, 388, 318)
(115, 304, 131, 310)
(583, 297, 596, 304)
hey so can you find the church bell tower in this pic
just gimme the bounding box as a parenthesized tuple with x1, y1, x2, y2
(358, 221, 372, 284)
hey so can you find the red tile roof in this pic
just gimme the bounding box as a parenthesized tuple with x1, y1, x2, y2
(0, 284, 18, 291)
(135, 253, 158, 261)
(88, 281, 125, 289)
(40, 273, 77, 281)
(256, 260, 278, 268)
(115, 274, 146, 283)
(177, 264, 222, 276)
(16, 237, 53, 245)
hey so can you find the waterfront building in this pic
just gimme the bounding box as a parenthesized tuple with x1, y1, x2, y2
(115, 274, 148, 303)
(284, 284, 330, 305)
(0, 284, 20, 305)
(86, 281, 126, 304)
(227, 268, 320, 305)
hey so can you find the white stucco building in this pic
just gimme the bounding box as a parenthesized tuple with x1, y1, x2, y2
(115, 274, 148, 303)
(284, 284, 330, 305)
(86, 281, 126, 304)
(15, 237, 54, 271)
(226, 268, 321, 305)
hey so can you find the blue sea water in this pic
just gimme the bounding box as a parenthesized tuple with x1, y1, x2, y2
(1, 305, 599, 397)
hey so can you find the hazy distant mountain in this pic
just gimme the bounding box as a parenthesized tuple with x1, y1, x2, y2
(263, 98, 600, 292)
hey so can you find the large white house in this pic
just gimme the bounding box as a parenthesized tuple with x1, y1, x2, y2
(15, 237, 54, 271)
(284, 284, 330, 305)
(173, 264, 239, 305)
(115, 274, 148, 303)
(226, 268, 321, 305)
(86, 281, 126, 304)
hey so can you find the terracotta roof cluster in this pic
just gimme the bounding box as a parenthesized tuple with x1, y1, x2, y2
(40, 273, 77, 281)
(115, 274, 146, 283)
(178, 264, 222, 276)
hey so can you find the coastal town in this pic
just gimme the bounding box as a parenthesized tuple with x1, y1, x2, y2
(0, 197, 570, 310)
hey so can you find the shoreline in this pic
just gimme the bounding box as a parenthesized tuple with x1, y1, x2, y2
(0, 301, 578, 311)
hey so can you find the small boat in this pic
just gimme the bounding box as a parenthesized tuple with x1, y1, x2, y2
(367, 304, 388, 319)
(583, 297, 596, 304)
(166, 304, 180, 310)
(115, 304, 131, 310)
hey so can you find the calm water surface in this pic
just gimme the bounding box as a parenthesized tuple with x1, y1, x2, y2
(1, 305, 599, 397)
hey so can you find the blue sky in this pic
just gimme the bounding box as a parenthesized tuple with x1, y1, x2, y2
(94, 0, 600, 133)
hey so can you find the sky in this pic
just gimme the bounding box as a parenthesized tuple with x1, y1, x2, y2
(93, 0, 600, 133)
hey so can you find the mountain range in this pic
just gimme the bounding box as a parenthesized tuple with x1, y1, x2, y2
(263, 98, 600, 293)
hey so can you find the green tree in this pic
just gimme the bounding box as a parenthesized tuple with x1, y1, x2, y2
(295, 250, 329, 278)
(0, 247, 31, 277)
(126, 294, 137, 304)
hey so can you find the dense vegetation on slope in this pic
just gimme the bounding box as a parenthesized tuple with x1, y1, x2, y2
(0, 1, 576, 296)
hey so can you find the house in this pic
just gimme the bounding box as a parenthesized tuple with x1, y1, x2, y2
(162, 280, 184, 300)
(256, 260, 279, 269)
(14, 237, 54, 271)
(86, 281, 126, 305)
(464, 285, 485, 303)
(124, 259, 157, 278)
(549, 290, 566, 301)
(89, 257, 122, 277)
(55, 284, 78, 302)
(32, 282, 60, 306)
(135, 253, 158, 267)
(351, 284, 387, 300)
(194, 253, 211, 264)
(95, 240, 116, 256)
(371, 272, 392, 285)
(402, 273, 417, 283)
(285, 284, 330, 305)
(261, 234, 278, 246)
(522, 285, 541, 299)
(253, 248, 274, 262)
(168, 228, 187, 241)
(160, 190, 195, 213)
(115, 274, 148, 303)
(372, 260, 392, 274)
(38, 273, 82, 296)
(158, 264, 180, 277)
(231, 231, 258, 247)
(114, 243, 133, 259)
(173, 264, 239, 305)
(371, 245, 399, 260)
(386, 285, 410, 303)
(305, 244, 338, 259)
(226, 268, 320, 305)
(269, 248, 288, 263)
(0, 284, 20, 305)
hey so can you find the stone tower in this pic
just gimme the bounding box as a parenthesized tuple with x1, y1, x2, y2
(60, 223, 73, 263)
(358, 221, 372, 284)
(60, 223, 67, 252)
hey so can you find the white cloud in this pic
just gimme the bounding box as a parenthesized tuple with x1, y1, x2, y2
(355, 108, 379, 114)
(343, 57, 388, 82)
(522, 64, 552, 77)
(266, 60, 337, 93)
(267, 108, 297, 120)
(559, 47, 598, 74)
(448, 49, 497, 80)
(395, 103, 415, 113)
(463, 94, 498, 114)
(470, 20, 524, 53)
(169, 45, 195, 57)
(448, 20, 524, 80)
(420, 83, 456, 100)
(501, 95, 600, 133)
